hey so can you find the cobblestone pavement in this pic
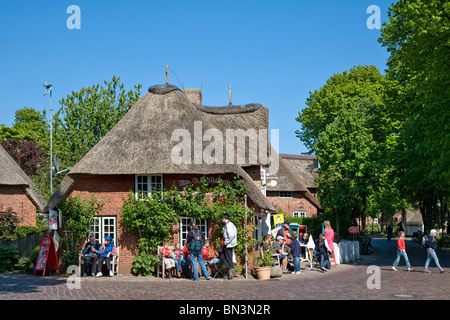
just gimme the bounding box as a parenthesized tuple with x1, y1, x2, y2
(0, 237, 448, 301)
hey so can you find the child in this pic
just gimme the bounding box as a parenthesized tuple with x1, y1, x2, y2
(96, 236, 116, 277)
(182, 242, 191, 279)
(160, 242, 175, 279)
(172, 242, 184, 278)
(318, 233, 331, 272)
(290, 231, 301, 274)
(392, 231, 413, 272)
(202, 240, 211, 261)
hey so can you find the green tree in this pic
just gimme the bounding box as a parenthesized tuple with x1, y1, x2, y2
(379, 0, 450, 232)
(53, 76, 142, 168)
(295, 65, 386, 154)
(315, 101, 379, 231)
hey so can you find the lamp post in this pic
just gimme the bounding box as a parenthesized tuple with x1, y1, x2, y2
(43, 82, 53, 194)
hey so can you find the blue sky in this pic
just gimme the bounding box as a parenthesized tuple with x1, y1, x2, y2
(0, 0, 393, 155)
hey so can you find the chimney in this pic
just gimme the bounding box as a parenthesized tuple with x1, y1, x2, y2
(184, 88, 202, 105)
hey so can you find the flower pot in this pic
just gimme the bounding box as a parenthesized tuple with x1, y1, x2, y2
(255, 266, 272, 280)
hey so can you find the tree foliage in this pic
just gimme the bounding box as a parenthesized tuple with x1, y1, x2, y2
(379, 0, 449, 232)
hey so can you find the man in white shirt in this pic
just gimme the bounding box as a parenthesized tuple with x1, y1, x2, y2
(221, 214, 237, 280)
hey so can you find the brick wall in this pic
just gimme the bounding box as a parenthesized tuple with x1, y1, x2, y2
(266, 191, 319, 218)
(0, 185, 37, 226)
(68, 174, 138, 274)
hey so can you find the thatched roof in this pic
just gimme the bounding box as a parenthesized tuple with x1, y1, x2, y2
(265, 149, 321, 209)
(45, 84, 275, 212)
(279, 154, 318, 188)
(0, 144, 45, 211)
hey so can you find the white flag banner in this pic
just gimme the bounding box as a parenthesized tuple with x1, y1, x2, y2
(49, 209, 58, 230)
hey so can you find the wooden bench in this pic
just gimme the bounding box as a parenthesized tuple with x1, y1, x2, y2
(78, 247, 119, 276)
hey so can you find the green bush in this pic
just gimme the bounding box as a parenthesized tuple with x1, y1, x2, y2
(0, 244, 20, 272)
(30, 245, 41, 265)
(61, 249, 79, 266)
(0, 208, 20, 243)
(132, 252, 158, 276)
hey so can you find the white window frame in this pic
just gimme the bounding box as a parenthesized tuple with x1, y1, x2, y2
(178, 217, 208, 246)
(89, 216, 117, 244)
(279, 191, 293, 198)
(292, 210, 307, 218)
(135, 174, 163, 199)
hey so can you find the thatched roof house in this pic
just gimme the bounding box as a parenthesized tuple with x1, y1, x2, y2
(0, 144, 44, 226)
(45, 84, 282, 274)
(265, 149, 322, 218)
(45, 84, 274, 213)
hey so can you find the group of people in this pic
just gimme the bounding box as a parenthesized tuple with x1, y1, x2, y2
(392, 229, 445, 273)
(159, 214, 238, 281)
(261, 220, 336, 274)
(82, 235, 116, 277)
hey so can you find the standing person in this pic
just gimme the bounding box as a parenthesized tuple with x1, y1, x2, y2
(424, 229, 445, 273)
(392, 231, 414, 272)
(182, 242, 191, 279)
(96, 236, 116, 277)
(186, 221, 211, 281)
(277, 221, 293, 247)
(82, 234, 100, 277)
(221, 214, 237, 280)
(323, 220, 335, 262)
(386, 224, 393, 241)
(318, 233, 331, 272)
(290, 232, 301, 274)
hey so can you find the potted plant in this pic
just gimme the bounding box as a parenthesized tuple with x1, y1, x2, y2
(254, 249, 274, 280)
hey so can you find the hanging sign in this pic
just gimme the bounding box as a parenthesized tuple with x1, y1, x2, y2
(53, 231, 60, 252)
(348, 226, 360, 234)
(49, 209, 58, 230)
(273, 214, 284, 228)
(34, 235, 60, 277)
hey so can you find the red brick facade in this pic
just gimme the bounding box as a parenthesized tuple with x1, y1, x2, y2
(0, 185, 37, 226)
(266, 191, 319, 218)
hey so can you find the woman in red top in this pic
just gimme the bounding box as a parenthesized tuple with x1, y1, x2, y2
(392, 231, 413, 272)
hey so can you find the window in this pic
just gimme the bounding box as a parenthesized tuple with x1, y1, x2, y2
(292, 211, 307, 218)
(278, 191, 293, 198)
(89, 216, 117, 244)
(135, 174, 163, 198)
(178, 217, 208, 246)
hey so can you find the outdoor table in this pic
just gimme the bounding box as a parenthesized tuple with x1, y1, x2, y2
(301, 245, 314, 271)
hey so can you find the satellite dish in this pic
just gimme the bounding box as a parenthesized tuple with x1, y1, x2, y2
(54, 154, 60, 174)
(270, 180, 277, 187)
(53, 154, 72, 175)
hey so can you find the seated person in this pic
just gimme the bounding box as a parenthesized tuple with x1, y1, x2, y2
(262, 234, 275, 253)
(210, 245, 224, 264)
(172, 242, 184, 278)
(96, 236, 116, 277)
(160, 242, 175, 279)
(202, 240, 211, 262)
(82, 234, 101, 277)
(272, 236, 289, 273)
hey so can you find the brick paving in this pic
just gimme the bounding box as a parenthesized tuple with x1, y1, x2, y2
(0, 237, 448, 301)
